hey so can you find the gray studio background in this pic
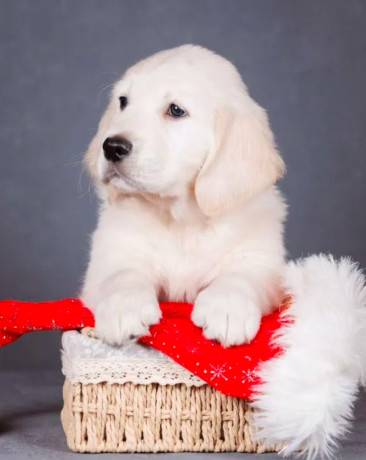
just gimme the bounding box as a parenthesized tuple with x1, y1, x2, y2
(1, 0, 365, 370)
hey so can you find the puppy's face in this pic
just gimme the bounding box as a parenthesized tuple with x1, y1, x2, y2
(88, 53, 215, 198)
(86, 46, 285, 215)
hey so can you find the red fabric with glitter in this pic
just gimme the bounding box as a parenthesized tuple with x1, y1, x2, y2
(0, 298, 289, 399)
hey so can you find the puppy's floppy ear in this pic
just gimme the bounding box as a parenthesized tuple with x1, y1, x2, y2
(195, 101, 285, 216)
(84, 104, 114, 179)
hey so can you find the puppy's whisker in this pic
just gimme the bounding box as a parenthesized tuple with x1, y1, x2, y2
(97, 82, 115, 106)
(77, 167, 86, 194)
(88, 178, 98, 203)
(63, 151, 85, 168)
(78, 179, 96, 202)
(64, 158, 84, 168)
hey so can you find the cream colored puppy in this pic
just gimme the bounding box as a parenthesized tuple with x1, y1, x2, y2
(82, 45, 287, 347)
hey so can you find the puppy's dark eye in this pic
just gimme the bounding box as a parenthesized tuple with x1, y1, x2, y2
(119, 96, 128, 110)
(167, 103, 186, 118)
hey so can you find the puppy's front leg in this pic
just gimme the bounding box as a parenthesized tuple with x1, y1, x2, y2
(192, 270, 280, 347)
(85, 269, 161, 346)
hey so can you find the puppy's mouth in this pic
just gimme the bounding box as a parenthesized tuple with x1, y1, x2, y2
(102, 165, 122, 184)
(102, 165, 144, 191)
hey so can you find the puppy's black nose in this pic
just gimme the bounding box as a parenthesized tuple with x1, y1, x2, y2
(103, 136, 132, 162)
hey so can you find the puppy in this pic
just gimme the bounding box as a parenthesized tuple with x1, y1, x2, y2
(81, 45, 286, 348)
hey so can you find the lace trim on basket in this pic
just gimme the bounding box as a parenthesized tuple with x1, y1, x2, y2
(61, 354, 206, 386)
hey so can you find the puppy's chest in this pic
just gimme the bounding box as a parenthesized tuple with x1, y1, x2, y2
(155, 224, 238, 301)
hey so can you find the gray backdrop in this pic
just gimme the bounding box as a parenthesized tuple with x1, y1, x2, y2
(1, 0, 365, 369)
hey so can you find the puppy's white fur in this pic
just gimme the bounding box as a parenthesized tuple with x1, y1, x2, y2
(82, 45, 286, 347)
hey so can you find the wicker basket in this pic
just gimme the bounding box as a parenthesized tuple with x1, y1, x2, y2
(62, 381, 287, 453)
(60, 329, 284, 453)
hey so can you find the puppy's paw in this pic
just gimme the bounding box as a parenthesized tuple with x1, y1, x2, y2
(94, 290, 161, 346)
(192, 287, 261, 347)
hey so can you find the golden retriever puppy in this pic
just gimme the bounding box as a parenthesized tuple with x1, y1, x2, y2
(82, 45, 286, 347)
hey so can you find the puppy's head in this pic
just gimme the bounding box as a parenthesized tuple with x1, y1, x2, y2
(85, 45, 285, 214)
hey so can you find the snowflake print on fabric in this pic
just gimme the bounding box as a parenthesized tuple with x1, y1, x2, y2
(241, 369, 257, 383)
(209, 363, 228, 381)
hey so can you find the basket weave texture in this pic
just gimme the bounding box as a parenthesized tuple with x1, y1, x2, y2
(61, 379, 283, 453)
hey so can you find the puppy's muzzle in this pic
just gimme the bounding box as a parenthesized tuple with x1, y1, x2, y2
(103, 136, 133, 163)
